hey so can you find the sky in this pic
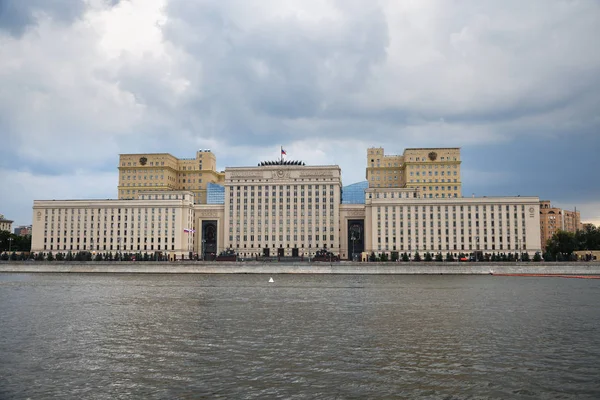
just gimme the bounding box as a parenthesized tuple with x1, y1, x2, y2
(1, 0, 599, 227)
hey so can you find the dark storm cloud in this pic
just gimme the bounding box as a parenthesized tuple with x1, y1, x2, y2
(0, 0, 121, 36)
(161, 0, 389, 144)
(1, 0, 600, 225)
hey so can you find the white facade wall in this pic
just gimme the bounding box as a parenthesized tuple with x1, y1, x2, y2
(31, 192, 196, 257)
(365, 188, 541, 255)
(224, 165, 342, 257)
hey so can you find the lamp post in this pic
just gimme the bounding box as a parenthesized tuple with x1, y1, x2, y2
(351, 234, 356, 262)
(308, 240, 311, 262)
(518, 239, 522, 261)
(475, 236, 479, 262)
(201, 239, 206, 261)
(8, 237, 13, 253)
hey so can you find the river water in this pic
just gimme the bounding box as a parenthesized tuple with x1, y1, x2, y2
(0, 273, 599, 399)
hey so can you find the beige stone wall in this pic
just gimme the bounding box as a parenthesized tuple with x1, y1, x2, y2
(366, 147, 462, 199)
(31, 191, 196, 258)
(224, 164, 342, 258)
(118, 151, 224, 203)
(364, 189, 541, 256)
(366, 147, 404, 187)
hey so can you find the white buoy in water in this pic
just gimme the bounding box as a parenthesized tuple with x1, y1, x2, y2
(269, 277, 274, 283)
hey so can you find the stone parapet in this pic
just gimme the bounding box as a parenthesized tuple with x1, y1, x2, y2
(1, 261, 600, 275)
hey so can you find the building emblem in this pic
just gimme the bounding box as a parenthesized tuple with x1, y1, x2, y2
(139, 157, 148, 166)
(428, 151, 438, 161)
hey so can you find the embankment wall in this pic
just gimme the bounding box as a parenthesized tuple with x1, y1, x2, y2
(1, 261, 600, 275)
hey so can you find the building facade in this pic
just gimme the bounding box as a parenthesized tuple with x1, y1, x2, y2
(539, 201, 581, 250)
(14, 225, 32, 236)
(31, 192, 196, 259)
(363, 188, 541, 257)
(366, 147, 462, 198)
(0, 214, 13, 233)
(29, 147, 547, 260)
(118, 150, 224, 203)
(216, 161, 343, 259)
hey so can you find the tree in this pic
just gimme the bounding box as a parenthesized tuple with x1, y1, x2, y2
(413, 251, 421, 262)
(380, 253, 389, 262)
(521, 252, 530, 262)
(0, 231, 31, 252)
(391, 252, 399, 262)
(402, 252, 409, 262)
(46, 252, 54, 261)
(424, 252, 433, 262)
(55, 253, 64, 261)
(445, 253, 454, 262)
(533, 252, 542, 262)
(546, 230, 577, 259)
(435, 253, 443, 262)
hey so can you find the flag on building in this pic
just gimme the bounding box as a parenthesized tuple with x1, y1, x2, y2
(281, 147, 287, 155)
(184, 228, 195, 233)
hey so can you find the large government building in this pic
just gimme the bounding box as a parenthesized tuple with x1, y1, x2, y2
(118, 150, 224, 203)
(366, 147, 462, 198)
(31, 147, 544, 260)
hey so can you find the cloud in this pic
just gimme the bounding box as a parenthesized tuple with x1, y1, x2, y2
(1, 0, 600, 226)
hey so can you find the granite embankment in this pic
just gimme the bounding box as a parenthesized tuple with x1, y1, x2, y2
(1, 261, 600, 275)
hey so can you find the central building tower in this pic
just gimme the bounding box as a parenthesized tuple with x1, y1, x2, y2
(223, 159, 342, 258)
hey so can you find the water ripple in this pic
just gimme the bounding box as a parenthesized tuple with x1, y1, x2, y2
(0, 274, 599, 399)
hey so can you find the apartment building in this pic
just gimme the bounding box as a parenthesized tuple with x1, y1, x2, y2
(539, 200, 581, 250)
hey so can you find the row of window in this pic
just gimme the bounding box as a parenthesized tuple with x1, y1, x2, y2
(44, 244, 176, 251)
(229, 234, 335, 242)
(44, 230, 176, 237)
(45, 207, 179, 215)
(45, 236, 176, 243)
(376, 205, 526, 212)
(376, 243, 518, 252)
